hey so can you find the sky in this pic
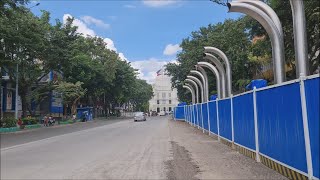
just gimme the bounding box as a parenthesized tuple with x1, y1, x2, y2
(30, 0, 241, 84)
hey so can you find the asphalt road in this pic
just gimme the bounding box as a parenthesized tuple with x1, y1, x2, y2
(0, 118, 126, 149)
(1, 116, 285, 179)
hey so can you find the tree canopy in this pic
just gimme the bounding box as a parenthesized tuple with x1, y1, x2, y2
(166, 0, 319, 103)
(0, 1, 153, 117)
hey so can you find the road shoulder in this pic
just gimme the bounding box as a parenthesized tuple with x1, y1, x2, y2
(168, 119, 286, 179)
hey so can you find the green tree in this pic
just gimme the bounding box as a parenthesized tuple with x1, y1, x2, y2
(0, 6, 52, 117)
(166, 19, 253, 102)
(55, 81, 86, 115)
(130, 79, 153, 112)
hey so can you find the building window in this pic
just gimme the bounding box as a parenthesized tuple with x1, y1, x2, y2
(168, 93, 171, 98)
(169, 107, 172, 111)
(169, 100, 171, 104)
(162, 92, 166, 98)
(163, 107, 166, 111)
(157, 100, 159, 104)
(157, 107, 160, 113)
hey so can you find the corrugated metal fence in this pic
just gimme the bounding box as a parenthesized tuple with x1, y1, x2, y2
(174, 75, 319, 180)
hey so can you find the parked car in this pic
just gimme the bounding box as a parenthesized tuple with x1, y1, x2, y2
(134, 112, 146, 122)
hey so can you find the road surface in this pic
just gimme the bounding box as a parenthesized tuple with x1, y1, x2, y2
(1, 116, 285, 179)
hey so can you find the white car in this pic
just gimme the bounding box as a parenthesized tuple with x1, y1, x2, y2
(159, 111, 166, 116)
(134, 112, 146, 122)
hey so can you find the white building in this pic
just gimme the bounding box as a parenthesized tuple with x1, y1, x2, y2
(149, 68, 179, 113)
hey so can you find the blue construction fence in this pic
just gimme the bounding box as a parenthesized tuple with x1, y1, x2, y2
(173, 75, 319, 179)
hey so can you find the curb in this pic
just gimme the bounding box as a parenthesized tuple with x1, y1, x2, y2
(0, 127, 19, 133)
(0, 124, 42, 133)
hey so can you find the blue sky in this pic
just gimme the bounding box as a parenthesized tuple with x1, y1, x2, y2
(31, 0, 241, 83)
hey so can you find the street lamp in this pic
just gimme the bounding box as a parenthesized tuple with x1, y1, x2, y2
(227, 2, 286, 84)
(185, 79, 199, 104)
(289, 0, 309, 77)
(203, 53, 227, 97)
(195, 66, 209, 101)
(204, 47, 231, 97)
(182, 85, 195, 104)
(190, 70, 208, 102)
(187, 76, 204, 103)
(197, 62, 222, 99)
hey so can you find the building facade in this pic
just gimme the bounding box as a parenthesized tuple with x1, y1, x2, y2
(149, 68, 179, 113)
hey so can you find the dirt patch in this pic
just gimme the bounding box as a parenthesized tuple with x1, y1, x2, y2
(165, 141, 200, 180)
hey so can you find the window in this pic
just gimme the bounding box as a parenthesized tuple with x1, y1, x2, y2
(163, 107, 166, 111)
(169, 107, 172, 111)
(157, 100, 159, 104)
(169, 100, 171, 104)
(168, 93, 171, 98)
(162, 92, 166, 98)
(157, 107, 160, 113)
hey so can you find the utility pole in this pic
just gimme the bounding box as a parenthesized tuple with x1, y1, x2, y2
(15, 63, 18, 119)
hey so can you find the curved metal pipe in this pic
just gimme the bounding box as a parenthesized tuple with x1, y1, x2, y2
(203, 53, 227, 98)
(183, 85, 195, 104)
(195, 66, 209, 101)
(236, 0, 283, 38)
(187, 76, 204, 103)
(190, 70, 207, 102)
(289, 0, 309, 77)
(185, 83, 196, 104)
(204, 46, 232, 96)
(227, 2, 286, 84)
(185, 79, 199, 103)
(197, 61, 222, 99)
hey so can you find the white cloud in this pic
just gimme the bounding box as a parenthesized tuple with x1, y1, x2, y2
(142, 0, 179, 7)
(131, 58, 173, 83)
(63, 14, 95, 37)
(103, 38, 117, 51)
(163, 43, 182, 56)
(103, 38, 128, 61)
(63, 14, 127, 61)
(124, 4, 137, 8)
(81, 16, 110, 29)
(118, 53, 128, 61)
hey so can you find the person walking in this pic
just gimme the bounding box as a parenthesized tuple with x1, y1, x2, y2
(72, 114, 76, 123)
(44, 115, 48, 127)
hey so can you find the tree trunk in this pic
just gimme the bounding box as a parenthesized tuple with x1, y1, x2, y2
(21, 93, 28, 118)
(71, 96, 81, 115)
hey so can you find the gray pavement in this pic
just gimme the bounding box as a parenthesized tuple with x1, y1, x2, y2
(1, 116, 286, 179)
(0, 118, 125, 148)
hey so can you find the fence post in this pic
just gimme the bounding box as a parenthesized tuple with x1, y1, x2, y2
(196, 104, 200, 129)
(216, 99, 220, 142)
(194, 105, 196, 127)
(184, 106, 186, 122)
(299, 75, 313, 180)
(207, 102, 211, 136)
(253, 87, 261, 162)
(201, 103, 204, 133)
(188, 106, 190, 124)
(189, 106, 191, 125)
(231, 94, 235, 149)
(187, 106, 189, 124)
